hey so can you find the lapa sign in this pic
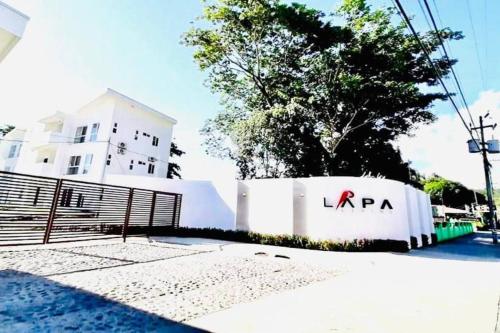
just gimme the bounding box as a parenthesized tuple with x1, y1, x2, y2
(323, 190, 393, 210)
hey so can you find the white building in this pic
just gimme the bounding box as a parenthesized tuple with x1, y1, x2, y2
(0, 0, 29, 62)
(0, 127, 25, 172)
(1, 89, 177, 182)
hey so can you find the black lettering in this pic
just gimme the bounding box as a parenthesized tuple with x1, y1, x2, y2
(341, 198, 355, 208)
(380, 199, 393, 210)
(323, 198, 333, 207)
(362, 198, 375, 208)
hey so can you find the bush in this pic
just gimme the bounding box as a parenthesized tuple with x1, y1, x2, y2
(159, 227, 409, 253)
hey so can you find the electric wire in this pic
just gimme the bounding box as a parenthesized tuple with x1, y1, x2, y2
(0, 138, 170, 166)
(465, 0, 487, 90)
(422, 0, 479, 135)
(392, 0, 481, 152)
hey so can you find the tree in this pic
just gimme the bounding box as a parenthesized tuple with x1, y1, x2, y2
(0, 125, 15, 136)
(184, 0, 461, 181)
(422, 175, 486, 207)
(167, 141, 185, 179)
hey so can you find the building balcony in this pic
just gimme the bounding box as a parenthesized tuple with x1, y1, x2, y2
(31, 162, 55, 177)
(30, 131, 68, 150)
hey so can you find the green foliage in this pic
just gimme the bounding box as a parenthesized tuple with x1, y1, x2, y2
(422, 174, 485, 207)
(167, 141, 185, 179)
(162, 227, 409, 252)
(183, 0, 461, 181)
(0, 125, 15, 136)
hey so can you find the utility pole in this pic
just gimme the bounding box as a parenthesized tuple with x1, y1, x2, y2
(470, 115, 498, 244)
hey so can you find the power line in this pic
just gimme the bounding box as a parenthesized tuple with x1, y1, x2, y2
(483, 0, 488, 88)
(0, 138, 170, 166)
(421, 0, 479, 135)
(465, 0, 487, 90)
(0, 138, 108, 144)
(109, 142, 170, 166)
(392, 0, 480, 151)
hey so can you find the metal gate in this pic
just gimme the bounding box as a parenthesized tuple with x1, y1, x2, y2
(0, 171, 182, 246)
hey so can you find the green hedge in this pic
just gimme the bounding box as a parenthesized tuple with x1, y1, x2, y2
(159, 227, 409, 253)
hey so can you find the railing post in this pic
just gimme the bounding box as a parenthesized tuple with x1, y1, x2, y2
(43, 179, 63, 244)
(122, 188, 134, 242)
(147, 192, 157, 237)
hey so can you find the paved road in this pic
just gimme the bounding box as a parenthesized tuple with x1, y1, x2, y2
(187, 232, 500, 333)
(0, 233, 498, 332)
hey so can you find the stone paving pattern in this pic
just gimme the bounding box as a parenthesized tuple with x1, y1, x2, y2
(0, 242, 338, 332)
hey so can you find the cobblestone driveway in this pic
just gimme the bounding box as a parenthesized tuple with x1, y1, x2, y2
(0, 241, 338, 332)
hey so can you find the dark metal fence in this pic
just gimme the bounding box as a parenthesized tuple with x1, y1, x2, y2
(0, 171, 182, 246)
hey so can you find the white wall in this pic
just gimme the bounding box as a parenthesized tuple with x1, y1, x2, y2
(405, 186, 423, 247)
(416, 190, 433, 244)
(100, 174, 429, 247)
(236, 178, 294, 235)
(104, 175, 238, 231)
(294, 177, 411, 243)
(109, 98, 173, 179)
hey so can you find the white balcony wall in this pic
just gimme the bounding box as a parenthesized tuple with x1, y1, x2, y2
(0, 1, 29, 62)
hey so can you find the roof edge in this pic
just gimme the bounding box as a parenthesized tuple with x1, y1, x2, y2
(105, 88, 177, 125)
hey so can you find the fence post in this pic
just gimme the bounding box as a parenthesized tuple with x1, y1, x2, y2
(172, 194, 182, 228)
(122, 188, 134, 242)
(147, 192, 157, 237)
(43, 179, 63, 244)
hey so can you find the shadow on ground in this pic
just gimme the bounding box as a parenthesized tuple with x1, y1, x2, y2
(409, 232, 500, 262)
(0, 269, 207, 333)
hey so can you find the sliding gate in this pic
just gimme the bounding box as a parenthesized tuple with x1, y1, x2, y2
(0, 171, 182, 246)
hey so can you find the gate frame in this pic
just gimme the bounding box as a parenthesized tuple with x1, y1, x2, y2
(0, 170, 182, 246)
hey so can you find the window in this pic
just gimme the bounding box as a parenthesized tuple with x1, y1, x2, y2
(74, 126, 87, 143)
(83, 154, 93, 174)
(43, 158, 49, 163)
(129, 160, 134, 170)
(138, 161, 145, 165)
(112, 123, 118, 134)
(89, 123, 99, 142)
(152, 136, 159, 146)
(76, 194, 85, 208)
(8, 144, 17, 158)
(60, 188, 73, 207)
(33, 187, 40, 206)
(67, 156, 81, 175)
(148, 163, 155, 174)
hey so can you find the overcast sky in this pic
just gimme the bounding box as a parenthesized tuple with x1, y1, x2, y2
(1, 0, 499, 189)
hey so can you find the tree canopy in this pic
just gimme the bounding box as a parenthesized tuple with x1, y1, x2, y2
(0, 125, 15, 136)
(184, 0, 462, 181)
(167, 141, 185, 179)
(422, 175, 486, 207)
